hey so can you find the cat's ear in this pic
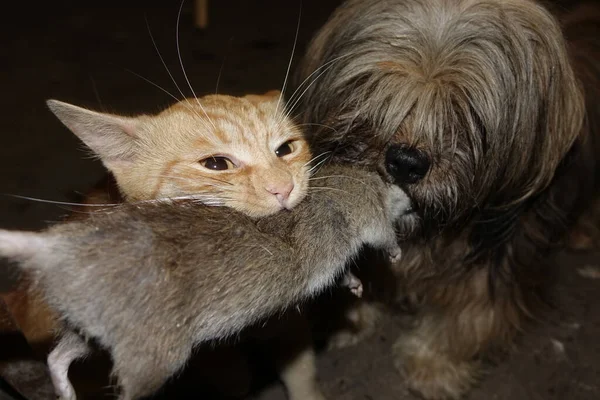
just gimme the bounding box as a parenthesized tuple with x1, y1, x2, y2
(244, 90, 282, 105)
(46, 100, 139, 170)
(262, 90, 282, 105)
(263, 90, 282, 100)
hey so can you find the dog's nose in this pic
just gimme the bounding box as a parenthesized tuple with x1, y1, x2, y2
(385, 145, 430, 184)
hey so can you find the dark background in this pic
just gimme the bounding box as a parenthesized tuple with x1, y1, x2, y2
(0, 1, 599, 399)
(0, 0, 341, 236)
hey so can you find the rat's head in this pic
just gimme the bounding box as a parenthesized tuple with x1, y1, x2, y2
(47, 91, 312, 218)
(296, 0, 584, 235)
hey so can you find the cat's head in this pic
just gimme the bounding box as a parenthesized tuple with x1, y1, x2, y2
(47, 91, 312, 217)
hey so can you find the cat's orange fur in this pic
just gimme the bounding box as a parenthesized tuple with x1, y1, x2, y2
(47, 90, 312, 218)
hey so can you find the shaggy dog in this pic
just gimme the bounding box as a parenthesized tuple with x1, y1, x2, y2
(294, 0, 600, 398)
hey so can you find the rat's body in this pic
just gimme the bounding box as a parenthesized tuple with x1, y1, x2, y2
(0, 165, 408, 400)
(3, 92, 360, 400)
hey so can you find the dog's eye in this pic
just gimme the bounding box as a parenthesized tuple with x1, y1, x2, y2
(200, 156, 234, 171)
(275, 140, 295, 157)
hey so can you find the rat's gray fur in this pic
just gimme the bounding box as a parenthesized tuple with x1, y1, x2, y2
(0, 165, 409, 400)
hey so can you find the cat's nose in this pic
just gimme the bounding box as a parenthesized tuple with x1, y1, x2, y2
(266, 182, 294, 207)
(385, 144, 430, 184)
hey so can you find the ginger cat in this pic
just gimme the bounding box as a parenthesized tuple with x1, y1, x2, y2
(3, 91, 329, 400)
(47, 90, 311, 217)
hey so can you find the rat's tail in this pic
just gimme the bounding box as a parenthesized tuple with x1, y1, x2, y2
(0, 229, 49, 266)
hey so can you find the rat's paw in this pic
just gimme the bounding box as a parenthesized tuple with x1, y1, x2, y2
(340, 272, 363, 298)
(387, 245, 402, 263)
(350, 283, 363, 298)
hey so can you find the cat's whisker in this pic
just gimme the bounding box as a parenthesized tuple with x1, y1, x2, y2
(186, 195, 230, 204)
(204, 176, 236, 186)
(302, 154, 332, 178)
(303, 151, 332, 168)
(204, 185, 235, 192)
(66, 208, 111, 215)
(145, 16, 186, 102)
(153, 194, 225, 201)
(278, 54, 359, 134)
(155, 171, 235, 188)
(176, 0, 217, 130)
(198, 200, 225, 206)
(283, 60, 343, 122)
(123, 68, 193, 111)
(152, 174, 233, 191)
(191, 199, 226, 206)
(308, 175, 367, 184)
(145, 15, 211, 131)
(286, 52, 353, 105)
(89, 75, 103, 110)
(167, 167, 236, 186)
(215, 37, 234, 95)
(274, 2, 302, 127)
(309, 175, 377, 195)
(307, 162, 328, 177)
(284, 110, 303, 123)
(307, 156, 330, 176)
(274, 99, 305, 134)
(125, 69, 184, 106)
(282, 52, 355, 123)
(307, 186, 351, 195)
(297, 123, 340, 135)
(147, 194, 231, 207)
(4, 194, 120, 208)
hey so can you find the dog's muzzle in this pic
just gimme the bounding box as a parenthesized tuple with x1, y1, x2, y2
(385, 144, 430, 184)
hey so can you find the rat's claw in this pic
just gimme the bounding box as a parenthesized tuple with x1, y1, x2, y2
(340, 271, 363, 298)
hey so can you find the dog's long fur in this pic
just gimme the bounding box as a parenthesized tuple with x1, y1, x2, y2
(295, 0, 600, 398)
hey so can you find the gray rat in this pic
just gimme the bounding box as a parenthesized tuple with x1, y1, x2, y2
(0, 164, 409, 400)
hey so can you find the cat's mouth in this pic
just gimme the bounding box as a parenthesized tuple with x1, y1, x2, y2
(278, 197, 298, 212)
(263, 194, 301, 215)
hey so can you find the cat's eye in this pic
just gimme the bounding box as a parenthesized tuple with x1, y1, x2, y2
(275, 141, 295, 157)
(201, 156, 234, 171)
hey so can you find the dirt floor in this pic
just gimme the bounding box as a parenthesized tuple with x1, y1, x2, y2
(0, 1, 599, 399)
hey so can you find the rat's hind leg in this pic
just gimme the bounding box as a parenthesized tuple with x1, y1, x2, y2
(47, 330, 91, 400)
(112, 342, 192, 400)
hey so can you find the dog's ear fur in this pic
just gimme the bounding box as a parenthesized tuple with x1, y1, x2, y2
(465, 1, 593, 269)
(511, 1, 584, 196)
(295, 0, 585, 231)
